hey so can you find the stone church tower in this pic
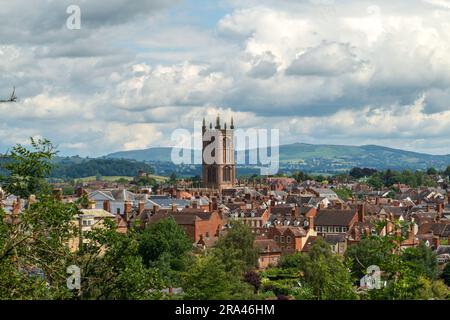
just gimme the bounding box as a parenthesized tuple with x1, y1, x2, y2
(202, 115, 236, 190)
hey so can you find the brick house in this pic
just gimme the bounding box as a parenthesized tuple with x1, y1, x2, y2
(254, 238, 282, 269)
(268, 226, 308, 254)
(148, 209, 223, 245)
(314, 209, 359, 236)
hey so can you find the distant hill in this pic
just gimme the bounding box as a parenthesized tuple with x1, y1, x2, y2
(106, 148, 176, 162)
(105, 143, 450, 172)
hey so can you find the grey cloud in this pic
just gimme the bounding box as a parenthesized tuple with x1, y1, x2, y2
(286, 42, 365, 77)
(247, 51, 279, 79)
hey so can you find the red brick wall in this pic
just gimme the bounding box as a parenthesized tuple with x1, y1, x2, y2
(194, 212, 222, 242)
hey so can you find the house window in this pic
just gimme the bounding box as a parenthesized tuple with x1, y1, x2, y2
(286, 236, 292, 243)
(274, 235, 279, 242)
(316, 226, 321, 232)
(205, 232, 210, 238)
(334, 227, 340, 233)
(280, 236, 285, 243)
(342, 227, 348, 232)
(116, 208, 120, 215)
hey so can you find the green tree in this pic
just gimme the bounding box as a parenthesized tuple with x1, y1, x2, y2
(301, 238, 357, 300)
(77, 221, 163, 300)
(367, 175, 384, 190)
(401, 242, 438, 280)
(138, 218, 192, 288)
(0, 195, 79, 299)
(181, 254, 254, 300)
(0, 138, 163, 300)
(214, 221, 259, 272)
(442, 263, 450, 286)
(0, 137, 56, 197)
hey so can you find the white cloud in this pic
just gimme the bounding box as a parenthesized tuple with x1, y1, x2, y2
(2, 0, 450, 156)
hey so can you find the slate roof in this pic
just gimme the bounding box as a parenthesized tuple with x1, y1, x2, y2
(314, 210, 357, 226)
(254, 238, 282, 253)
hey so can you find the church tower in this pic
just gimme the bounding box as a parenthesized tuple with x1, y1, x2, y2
(202, 115, 236, 190)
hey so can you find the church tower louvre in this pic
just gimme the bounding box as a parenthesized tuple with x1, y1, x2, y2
(202, 115, 236, 190)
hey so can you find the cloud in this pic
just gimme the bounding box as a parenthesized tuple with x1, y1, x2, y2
(286, 42, 365, 76)
(2, 0, 450, 156)
(247, 51, 279, 79)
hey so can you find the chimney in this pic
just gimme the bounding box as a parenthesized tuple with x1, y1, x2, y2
(138, 201, 145, 215)
(436, 203, 444, 215)
(75, 187, 85, 198)
(353, 226, 360, 241)
(307, 214, 314, 231)
(212, 197, 218, 211)
(291, 206, 296, 217)
(12, 200, 21, 215)
(103, 200, 111, 212)
(407, 224, 415, 242)
(386, 218, 393, 235)
(124, 201, 133, 218)
(86, 200, 95, 209)
(357, 203, 365, 223)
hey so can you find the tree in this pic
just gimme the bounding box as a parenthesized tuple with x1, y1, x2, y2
(401, 242, 438, 280)
(346, 235, 396, 280)
(243, 270, 261, 294)
(181, 254, 254, 300)
(300, 238, 357, 300)
(0, 137, 56, 197)
(0, 138, 164, 300)
(367, 175, 384, 190)
(0, 194, 79, 299)
(214, 221, 259, 272)
(442, 263, 450, 286)
(138, 218, 192, 287)
(77, 220, 163, 300)
(169, 172, 177, 184)
(279, 252, 308, 270)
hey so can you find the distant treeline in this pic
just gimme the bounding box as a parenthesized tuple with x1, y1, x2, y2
(0, 156, 154, 180)
(50, 158, 154, 179)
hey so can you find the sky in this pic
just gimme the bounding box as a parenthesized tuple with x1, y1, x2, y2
(2, 0, 450, 156)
